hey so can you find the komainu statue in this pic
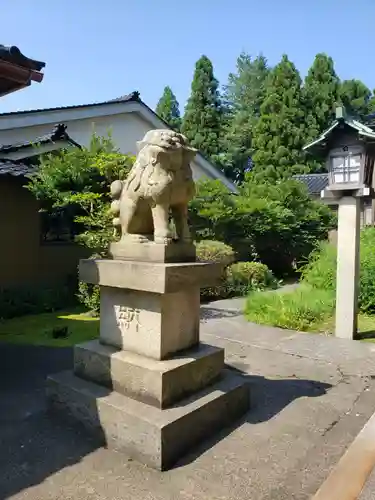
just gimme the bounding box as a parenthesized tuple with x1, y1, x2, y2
(110, 129, 197, 245)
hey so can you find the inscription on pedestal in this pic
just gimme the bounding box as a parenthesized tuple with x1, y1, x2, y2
(100, 287, 161, 357)
(100, 286, 200, 359)
(115, 305, 141, 333)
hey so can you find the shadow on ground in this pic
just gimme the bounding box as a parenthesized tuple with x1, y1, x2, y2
(355, 330, 375, 341)
(200, 306, 242, 322)
(0, 344, 103, 500)
(0, 343, 331, 498)
(173, 363, 331, 469)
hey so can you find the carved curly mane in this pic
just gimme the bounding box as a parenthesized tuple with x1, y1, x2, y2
(123, 148, 153, 194)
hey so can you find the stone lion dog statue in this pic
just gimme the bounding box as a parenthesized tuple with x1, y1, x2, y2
(110, 129, 197, 245)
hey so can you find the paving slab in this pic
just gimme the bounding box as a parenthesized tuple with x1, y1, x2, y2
(2, 298, 375, 499)
(360, 465, 375, 499)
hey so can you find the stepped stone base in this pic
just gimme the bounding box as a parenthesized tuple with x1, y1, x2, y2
(74, 340, 224, 408)
(48, 256, 250, 470)
(47, 369, 250, 470)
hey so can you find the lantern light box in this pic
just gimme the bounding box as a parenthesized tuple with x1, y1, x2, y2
(304, 107, 375, 196)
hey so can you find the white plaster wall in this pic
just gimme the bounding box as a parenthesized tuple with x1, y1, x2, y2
(0, 112, 207, 181)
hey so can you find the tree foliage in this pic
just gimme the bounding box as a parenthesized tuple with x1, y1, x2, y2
(28, 134, 134, 252)
(303, 53, 340, 144)
(189, 178, 335, 276)
(339, 79, 372, 120)
(155, 86, 181, 130)
(163, 50, 375, 183)
(219, 53, 269, 182)
(250, 55, 307, 181)
(181, 55, 222, 159)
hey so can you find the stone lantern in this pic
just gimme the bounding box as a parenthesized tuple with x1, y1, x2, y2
(305, 106, 375, 196)
(304, 107, 375, 339)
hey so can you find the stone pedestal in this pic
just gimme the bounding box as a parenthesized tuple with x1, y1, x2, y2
(47, 243, 250, 470)
(335, 197, 361, 339)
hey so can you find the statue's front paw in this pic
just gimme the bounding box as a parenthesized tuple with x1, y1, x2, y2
(154, 235, 173, 245)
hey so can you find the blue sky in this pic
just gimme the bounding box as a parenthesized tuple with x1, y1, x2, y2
(2, 0, 375, 114)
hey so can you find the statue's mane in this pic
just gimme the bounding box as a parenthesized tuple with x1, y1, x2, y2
(124, 145, 173, 193)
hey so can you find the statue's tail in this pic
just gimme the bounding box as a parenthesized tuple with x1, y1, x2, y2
(110, 180, 123, 228)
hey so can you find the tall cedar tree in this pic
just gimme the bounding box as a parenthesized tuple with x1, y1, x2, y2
(251, 55, 306, 181)
(339, 79, 372, 120)
(303, 53, 340, 143)
(155, 86, 181, 131)
(220, 53, 269, 182)
(181, 55, 222, 159)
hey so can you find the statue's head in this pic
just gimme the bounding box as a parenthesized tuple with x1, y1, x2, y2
(136, 129, 197, 171)
(137, 129, 196, 153)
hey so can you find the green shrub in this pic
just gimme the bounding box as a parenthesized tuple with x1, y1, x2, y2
(0, 276, 78, 320)
(196, 240, 235, 301)
(77, 282, 100, 315)
(302, 227, 375, 314)
(196, 241, 278, 300)
(245, 285, 335, 331)
(226, 261, 278, 296)
(358, 228, 375, 313)
(301, 242, 336, 291)
(28, 133, 134, 254)
(190, 178, 335, 277)
(196, 240, 236, 265)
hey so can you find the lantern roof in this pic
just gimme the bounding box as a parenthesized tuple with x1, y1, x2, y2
(303, 107, 375, 155)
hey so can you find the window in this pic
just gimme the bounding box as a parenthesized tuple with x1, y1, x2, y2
(330, 148, 362, 185)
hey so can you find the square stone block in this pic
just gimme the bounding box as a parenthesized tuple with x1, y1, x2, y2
(74, 340, 224, 408)
(109, 241, 196, 263)
(79, 259, 222, 294)
(47, 369, 250, 470)
(99, 286, 200, 359)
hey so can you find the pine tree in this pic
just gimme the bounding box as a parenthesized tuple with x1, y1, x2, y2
(251, 55, 307, 181)
(181, 55, 222, 159)
(303, 53, 340, 142)
(220, 53, 269, 182)
(155, 86, 181, 131)
(339, 79, 372, 120)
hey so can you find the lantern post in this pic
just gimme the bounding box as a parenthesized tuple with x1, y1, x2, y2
(304, 107, 375, 339)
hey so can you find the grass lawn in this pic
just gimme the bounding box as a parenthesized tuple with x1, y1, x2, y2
(0, 308, 99, 347)
(245, 285, 375, 342)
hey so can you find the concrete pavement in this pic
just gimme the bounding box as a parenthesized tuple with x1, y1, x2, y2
(2, 298, 375, 499)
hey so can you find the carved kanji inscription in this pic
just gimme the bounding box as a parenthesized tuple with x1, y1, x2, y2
(115, 305, 141, 333)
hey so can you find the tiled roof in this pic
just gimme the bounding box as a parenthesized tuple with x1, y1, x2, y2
(293, 173, 329, 195)
(0, 91, 140, 117)
(304, 108, 375, 153)
(0, 45, 45, 72)
(0, 124, 80, 177)
(0, 160, 35, 177)
(0, 123, 80, 155)
(106, 91, 140, 103)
